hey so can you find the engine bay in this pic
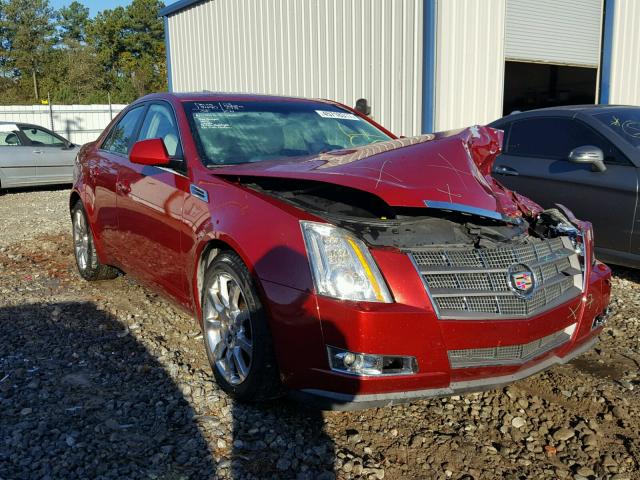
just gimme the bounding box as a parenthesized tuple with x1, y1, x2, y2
(232, 176, 583, 250)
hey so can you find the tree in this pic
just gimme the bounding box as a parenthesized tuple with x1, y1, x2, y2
(0, 0, 167, 104)
(87, 5, 127, 74)
(0, 2, 10, 75)
(88, 0, 166, 102)
(57, 1, 89, 45)
(42, 43, 104, 103)
(125, 0, 166, 95)
(0, 0, 56, 101)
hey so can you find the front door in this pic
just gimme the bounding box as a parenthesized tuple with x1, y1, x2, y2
(493, 116, 638, 256)
(115, 102, 190, 304)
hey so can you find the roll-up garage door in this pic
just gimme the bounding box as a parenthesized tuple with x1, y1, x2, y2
(505, 0, 603, 67)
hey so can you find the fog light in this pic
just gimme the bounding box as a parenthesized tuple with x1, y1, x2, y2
(327, 346, 418, 376)
(592, 307, 610, 330)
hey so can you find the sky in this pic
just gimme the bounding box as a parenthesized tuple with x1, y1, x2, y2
(50, 0, 133, 16)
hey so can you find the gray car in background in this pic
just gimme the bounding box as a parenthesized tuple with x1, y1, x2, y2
(489, 105, 640, 268)
(0, 121, 79, 190)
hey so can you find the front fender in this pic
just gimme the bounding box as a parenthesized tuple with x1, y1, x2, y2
(184, 177, 319, 318)
(184, 179, 327, 385)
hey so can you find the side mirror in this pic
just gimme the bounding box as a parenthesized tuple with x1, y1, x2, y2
(568, 145, 606, 172)
(355, 98, 371, 116)
(130, 138, 170, 166)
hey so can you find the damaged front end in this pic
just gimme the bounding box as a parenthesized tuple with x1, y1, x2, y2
(213, 125, 611, 408)
(239, 174, 592, 318)
(218, 125, 598, 319)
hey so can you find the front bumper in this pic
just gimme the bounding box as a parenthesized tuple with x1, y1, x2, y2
(291, 334, 597, 410)
(262, 253, 611, 410)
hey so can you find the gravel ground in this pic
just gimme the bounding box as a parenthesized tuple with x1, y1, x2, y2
(0, 188, 639, 480)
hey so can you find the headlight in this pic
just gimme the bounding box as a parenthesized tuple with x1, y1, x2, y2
(301, 221, 393, 303)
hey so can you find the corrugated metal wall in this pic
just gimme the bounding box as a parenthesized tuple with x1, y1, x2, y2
(0, 104, 127, 145)
(505, 0, 603, 67)
(166, 0, 424, 136)
(434, 0, 506, 131)
(607, 0, 640, 104)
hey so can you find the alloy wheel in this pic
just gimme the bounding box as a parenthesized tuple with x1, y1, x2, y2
(73, 209, 90, 271)
(203, 272, 253, 385)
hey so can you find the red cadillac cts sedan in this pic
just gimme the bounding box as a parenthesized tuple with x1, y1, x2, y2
(70, 93, 611, 409)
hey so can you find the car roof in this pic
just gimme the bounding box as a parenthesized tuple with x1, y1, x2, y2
(495, 104, 640, 123)
(135, 92, 338, 106)
(518, 104, 633, 112)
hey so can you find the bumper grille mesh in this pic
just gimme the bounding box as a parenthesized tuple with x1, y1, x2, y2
(448, 326, 573, 368)
(409, 237, 582, 319)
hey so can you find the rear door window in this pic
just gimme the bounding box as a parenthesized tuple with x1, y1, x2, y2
(102, 106, 146, 156)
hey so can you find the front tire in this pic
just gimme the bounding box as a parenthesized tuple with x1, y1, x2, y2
(202, 251, 282, 401)
(71, 203, 118, 281)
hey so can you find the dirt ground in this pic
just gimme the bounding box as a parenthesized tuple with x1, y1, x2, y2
(0, 188, 639, 480)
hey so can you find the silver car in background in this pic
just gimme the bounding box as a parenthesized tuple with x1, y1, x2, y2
(0, 121, 79, 190)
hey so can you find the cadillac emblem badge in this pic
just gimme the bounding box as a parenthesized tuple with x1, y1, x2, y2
(507, 264, 536, 297)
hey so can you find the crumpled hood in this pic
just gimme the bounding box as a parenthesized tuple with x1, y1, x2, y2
(212, 126, 542, 221)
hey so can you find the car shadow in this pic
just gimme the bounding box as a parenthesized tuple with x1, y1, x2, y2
(227, 245, 340, 479)
(1, 243, 344, 478)
(0, 302, 217, 479)
(230, 400, 335, 479)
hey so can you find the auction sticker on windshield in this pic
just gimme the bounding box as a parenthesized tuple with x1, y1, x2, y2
(315, 110, 360, 121)
(194, 112, 231, 129)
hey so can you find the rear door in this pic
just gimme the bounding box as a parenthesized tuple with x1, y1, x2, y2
(114, 101, 190, 304)
(19, 125, 77, 184)
(0, 126, 36, 187)
(493, 116, 637, 254)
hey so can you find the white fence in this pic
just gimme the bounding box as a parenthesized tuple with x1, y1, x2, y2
(0, 104, 128, 145)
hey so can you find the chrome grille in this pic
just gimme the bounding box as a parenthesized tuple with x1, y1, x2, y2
(448, 325, 574, 368)
(409, 237, 582, 319)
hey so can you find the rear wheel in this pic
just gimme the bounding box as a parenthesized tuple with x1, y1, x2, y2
(71, 203, 118, 281)
(202, 251, 282, 401)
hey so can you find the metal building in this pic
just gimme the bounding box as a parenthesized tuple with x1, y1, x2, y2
(161, 0, 640, 136)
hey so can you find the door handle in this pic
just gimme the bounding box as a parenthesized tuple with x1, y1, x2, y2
(116, 181, 131, 195)
(494, 165, 519, 176)
(33, 150, 43, 154)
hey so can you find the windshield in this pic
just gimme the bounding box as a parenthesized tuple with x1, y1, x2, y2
(184, 101, 392, 165)
(593, 109, 640, 148)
